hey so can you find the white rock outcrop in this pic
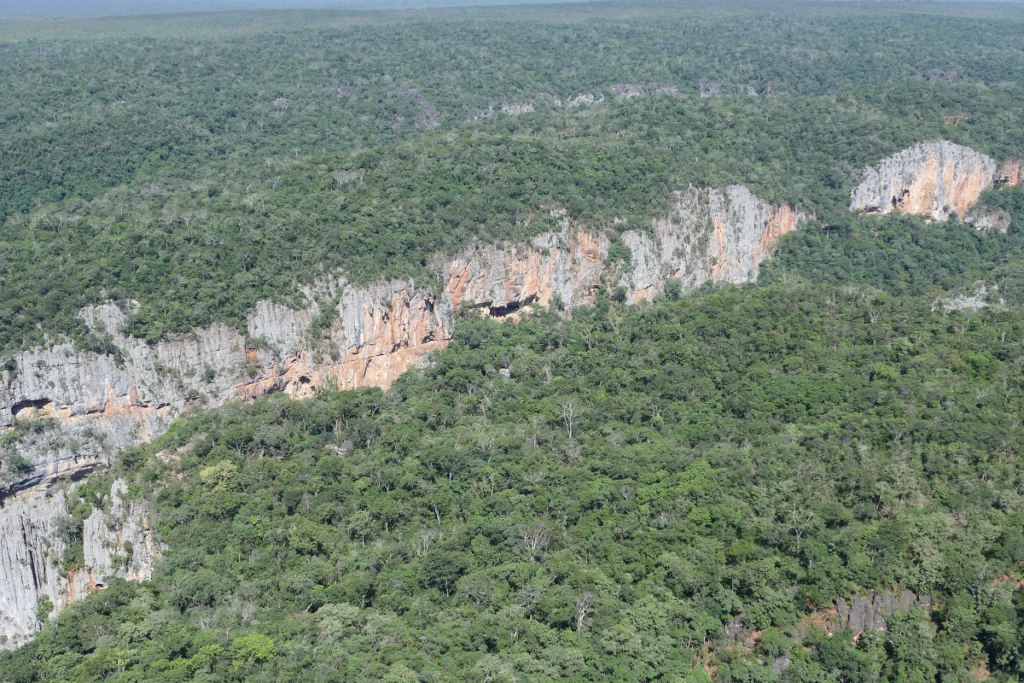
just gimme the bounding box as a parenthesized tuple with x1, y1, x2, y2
(850, 140, 997, 221)
(621, 186, 804, 303)
(5, 139, 1020, 648)
(1, 183, 809, 645)
(0, 479, 156, 649)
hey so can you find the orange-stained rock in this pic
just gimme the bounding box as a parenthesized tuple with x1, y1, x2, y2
(442, 225, 609, 316)
(3, 186, 799, 509)
(996, 159, 1023, 188)
(850, 140, 997, 221)
(622, 186, 805, 304)
(238, 282, 453, 398)
(757, 204, 802, 264)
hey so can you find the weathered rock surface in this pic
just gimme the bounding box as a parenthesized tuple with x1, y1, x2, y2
(938, 282, 1004, 313)
(850, 140, 1003, 223)
(833, 589, 931, 634)
(0, 490, 70, 649)
(79, 479, 158, 587)
(849, 141, 1023, 231)
(1, 185, 802, 496)
(0, 479, 155, 649)
(443, 224, 610, 316)
(964, 206, 1012, 233)
(620, 186, 803, 303)
(996, 159, 1023, 188)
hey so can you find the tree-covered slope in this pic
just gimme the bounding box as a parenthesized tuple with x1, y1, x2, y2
(763, 187, 1024, 303)
(4, 86, 1024, 354)
(2, 0, 1024, 354)
(4, 271, 1024, 681)
(4, 1, 1024, 221)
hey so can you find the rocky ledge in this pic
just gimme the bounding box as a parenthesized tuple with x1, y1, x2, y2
(4, 138, 1018, 645)
(1, 183, 806, 497)
(0, 184, 805, 644)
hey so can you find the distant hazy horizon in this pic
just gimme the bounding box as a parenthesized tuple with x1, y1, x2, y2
(4, 0, 1023, 20)
(0, 0, 607, 19)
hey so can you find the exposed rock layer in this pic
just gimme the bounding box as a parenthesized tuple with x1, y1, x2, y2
(850, 140, 1018, 224)
(621, 186, 802, 303)
(1, 186, 804, 493)
(0, 479, 155, 648)
(833, 589, 931, 634)
(1, 141, 1017, 646)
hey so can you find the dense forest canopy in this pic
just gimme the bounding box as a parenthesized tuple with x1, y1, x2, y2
(4, 1, 1024, 681)
(1, 1, 1024, 353)
(4, 249, 1024, 680)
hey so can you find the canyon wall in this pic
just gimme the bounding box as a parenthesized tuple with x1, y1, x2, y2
(621, 186, 803, 303)
(850, 140, 1021, 224)
(0, 189, 802, 496)
(0, 479, 155, 648)
(0, 185, 804, 643)
(3, 134, 1021, 643)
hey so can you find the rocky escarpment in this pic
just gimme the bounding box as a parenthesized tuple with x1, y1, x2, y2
(0, 479, 155, 648)
(0, 184, 802, 644)
(621, 186, 802, 303)
(1, 286, 453, 495)
(1, 185, 803, 493)
(442, 224, 610, 316)
(851, 140, 1021, 225)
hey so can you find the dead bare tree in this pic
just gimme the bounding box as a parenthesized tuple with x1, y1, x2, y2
(517, 525, 550, 555)
(574, 592, 595, 632)
(560, 399, 580, 439)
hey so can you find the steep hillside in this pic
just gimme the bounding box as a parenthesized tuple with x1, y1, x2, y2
(1, 133, 1023, 649)
(3, 278, 1024, 681)
(3, 1, 1024, 678)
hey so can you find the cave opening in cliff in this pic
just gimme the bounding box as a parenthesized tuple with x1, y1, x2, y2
(10, 398, 54, 419)
(488, 295, 537, 318)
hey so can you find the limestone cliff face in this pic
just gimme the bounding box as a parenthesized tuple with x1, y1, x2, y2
(621, 186, 804, 303)
(0, 479, 155, 649)
(996, 159, 1023, 188)
(1, 285, 453, 493)
(0, 491, 70, 648)
(0, 183, 803, 645)
(443, 224, 609, 316)
(241, 279, 452, 399)
(850, 140, 998, 221)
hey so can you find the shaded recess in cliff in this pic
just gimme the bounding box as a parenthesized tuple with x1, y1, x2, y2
(1, 184, 802, 485)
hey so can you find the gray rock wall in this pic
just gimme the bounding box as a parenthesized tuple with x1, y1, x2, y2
(850, 140, 997, 222)
(621, 186, 804, 302)
(0, 479, 158, 649)
(0, 490, 71, 649)
(834, 589, 931, 633)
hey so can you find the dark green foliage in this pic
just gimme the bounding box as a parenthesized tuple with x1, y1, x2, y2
(4, 2, 1024, 681)
(763, 197, 1024, 303)
(5, 278, 1024, 681)
(3, 1, 1024, 352)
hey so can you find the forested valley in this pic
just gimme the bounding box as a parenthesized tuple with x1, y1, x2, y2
(2, 1, 1024, 682)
